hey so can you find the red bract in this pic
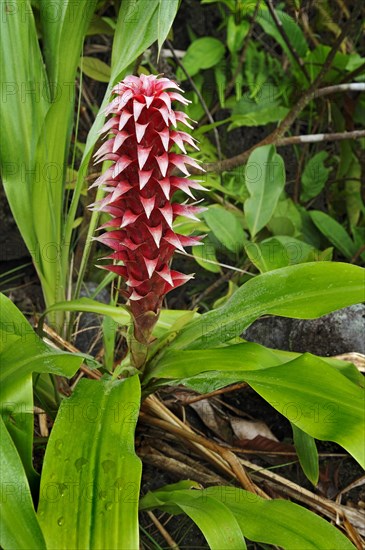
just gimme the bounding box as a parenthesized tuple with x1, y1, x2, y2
(91, 74, 206, 346)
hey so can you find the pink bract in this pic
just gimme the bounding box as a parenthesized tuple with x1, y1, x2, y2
(91, 74, 206, 343)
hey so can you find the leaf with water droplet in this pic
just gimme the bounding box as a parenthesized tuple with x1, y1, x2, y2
(58, 483, 68, 497)
(54, 439, 64, 455)
(101, 459, 116, 474)
(36, 376, 142, 549)
(114, 477, 124, 490)
(74, 457, 88, 472)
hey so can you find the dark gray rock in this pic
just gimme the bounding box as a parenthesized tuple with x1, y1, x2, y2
(243, 305, 365, 356)
(243, 316, 293, 352)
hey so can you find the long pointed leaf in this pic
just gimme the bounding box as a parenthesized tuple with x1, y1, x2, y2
(39, 0, 98, 87)
(140, 490, 246, 549)
(33, 1, 98, 310)
(0, 294, 85, 482)
(207, 487, 354, 550)
(141, 486, 354, 550)
(0, 416, 46, 550)
(37, 376, 142, 549)
(0, 0, 48, 254)
(157, 0, 180, 54)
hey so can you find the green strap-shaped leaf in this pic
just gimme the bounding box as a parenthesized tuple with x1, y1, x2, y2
(242, 354, 365, 467)
(39, 0, 98, 88)
(167, 496, 247, 549)
(1, 1, 98, 315)
(0, 294, 86, 483)
(144, 341, 281, 384)
(0, 416, 46, 550)
(37, 376, 142, 549)
(0, 0, 48, 255)
(112, 0, 159, 81)
(145, 342, 363, 388)
(140, 490, 246, 549)
(207, 487, 354, 550)
(40, 297, 130, 328)
(35, 1, 98, 312)
(157, 0, 180, 54)
(40, 299, 197, 339)
(141, 486, 354, 550)
(168, 262, 365, 350)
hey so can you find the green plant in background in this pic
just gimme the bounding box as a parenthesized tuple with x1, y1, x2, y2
(1, 0, 365, 548)
(169, 0, 365, 285)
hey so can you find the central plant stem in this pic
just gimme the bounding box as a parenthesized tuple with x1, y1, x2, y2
(128, 310, 159, 370)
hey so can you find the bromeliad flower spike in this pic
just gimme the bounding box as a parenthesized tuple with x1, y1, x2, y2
(91, 74, 206, 368)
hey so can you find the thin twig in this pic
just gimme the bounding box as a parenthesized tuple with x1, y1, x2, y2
(274, 3, 363, 138)
(143, 395, 268, 497)
(245, 459, 365, 537)
(340, 61, 365, 83)
(350, 243, 365, 264)
(300, 11, 320, 47)
(265, 0, 310, 81)
(146, 511, 180, 549)
(191, 269, 233, 309)
(41, 324, 103, 380)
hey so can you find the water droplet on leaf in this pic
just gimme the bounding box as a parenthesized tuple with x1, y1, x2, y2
(58, 483, 68, 497)
(101, 459, 116, 474)
(54, 439, 63, 455)
(74, 457, 88, 472)
(114, 477, 123, 490)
